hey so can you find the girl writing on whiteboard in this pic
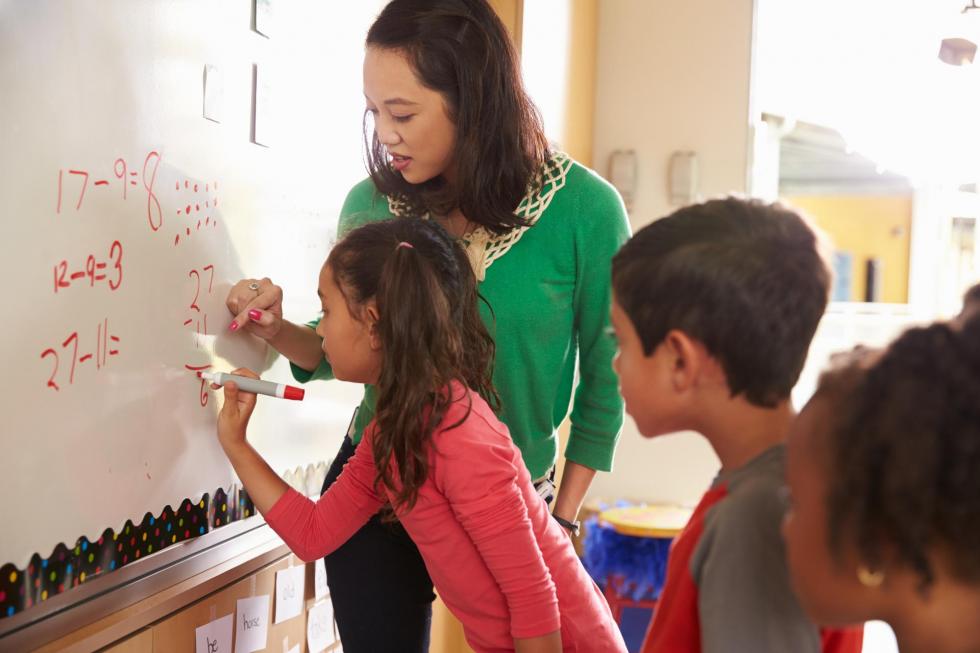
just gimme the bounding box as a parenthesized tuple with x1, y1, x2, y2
(215, 218, 627, 653)
(225, 0, 629, 649)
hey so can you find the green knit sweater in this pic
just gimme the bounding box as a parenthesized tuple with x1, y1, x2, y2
(291, 154, 629, 478)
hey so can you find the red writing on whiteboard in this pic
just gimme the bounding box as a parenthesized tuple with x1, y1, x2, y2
(184, 363, 212, 407)
(173, 179, 220, 247)
(55, 152, 164, 234)
(41, 319, 120, 391)
(112, 158, 142, 200)
(185, 264, 215, 351)
(53, 240, 123, 294)
(187, 264, 215, 312)
(143, 151, 162, 231)
(183, 265, 216, 404)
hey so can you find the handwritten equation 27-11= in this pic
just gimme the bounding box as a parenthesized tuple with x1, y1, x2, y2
(40, 319, 120, 391)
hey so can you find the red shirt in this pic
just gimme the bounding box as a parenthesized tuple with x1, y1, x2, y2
(265, 382, 626, 652)
(643, 446, 864, 653)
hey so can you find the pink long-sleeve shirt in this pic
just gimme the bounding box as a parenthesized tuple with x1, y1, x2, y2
(264, 382, 626, 652)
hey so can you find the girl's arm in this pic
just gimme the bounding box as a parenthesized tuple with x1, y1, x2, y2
(216, 370, 290, 512)
(221, 439, 291, 515)
(217, 370, 384, 561)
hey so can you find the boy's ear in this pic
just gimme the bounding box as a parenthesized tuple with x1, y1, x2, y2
(364, 301, 383, 351)
(662, 329, 705, 392)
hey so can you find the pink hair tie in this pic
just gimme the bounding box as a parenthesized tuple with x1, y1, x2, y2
(396, 241, 414, 249)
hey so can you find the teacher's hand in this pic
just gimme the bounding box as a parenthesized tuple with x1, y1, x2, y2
(226, 277, 284, 340)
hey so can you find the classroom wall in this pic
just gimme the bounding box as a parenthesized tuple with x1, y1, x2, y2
(587, 0, 757, 507)
(563, 0, 599, 167)
(522, 0, 599, 167)
(591, 0, 756, 227)
(488, 0, 523, 49)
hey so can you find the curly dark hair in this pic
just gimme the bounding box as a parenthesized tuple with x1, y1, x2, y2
(611, 197, 831, 407)
(327, 218, 499, 512)
(816, 309, 980, 590)
(364, 0, 550, 234)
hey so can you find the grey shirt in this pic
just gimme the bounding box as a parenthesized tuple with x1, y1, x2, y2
(691, 445, 821, 653)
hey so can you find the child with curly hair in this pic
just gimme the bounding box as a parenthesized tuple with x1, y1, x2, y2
(783, 283, 980, 653)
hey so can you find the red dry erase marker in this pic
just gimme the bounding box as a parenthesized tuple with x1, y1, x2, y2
(198, 371, 305, 401)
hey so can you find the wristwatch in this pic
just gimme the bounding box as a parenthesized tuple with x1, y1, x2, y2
(552, 514, 581, 536)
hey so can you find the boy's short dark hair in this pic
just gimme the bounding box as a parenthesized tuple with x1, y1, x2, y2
(612, 197, 831, 407)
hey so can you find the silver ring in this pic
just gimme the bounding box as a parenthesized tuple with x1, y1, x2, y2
(248, 282, 261, 294)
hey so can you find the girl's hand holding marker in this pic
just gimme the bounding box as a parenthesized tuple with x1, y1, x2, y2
(199, 370, 305, 401)
(201, 368, 303, 447)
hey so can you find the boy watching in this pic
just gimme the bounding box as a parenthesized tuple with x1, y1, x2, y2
(609, 197, 863, 653)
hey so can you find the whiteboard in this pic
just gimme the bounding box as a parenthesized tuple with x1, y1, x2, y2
(0, 0, 382, 574)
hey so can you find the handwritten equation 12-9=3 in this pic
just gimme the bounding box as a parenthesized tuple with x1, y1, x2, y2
(53, 240, 123, 294)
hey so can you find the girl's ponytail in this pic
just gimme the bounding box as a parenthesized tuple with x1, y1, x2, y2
(328, 218, 497, 513)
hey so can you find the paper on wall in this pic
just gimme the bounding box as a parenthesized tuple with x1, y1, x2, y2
(314, 558, 328, 600)
(274, 564, 305, 624)
(307, 599, 337, 652)
(195, 613, 233, 653)
(235, 594, 270, 653)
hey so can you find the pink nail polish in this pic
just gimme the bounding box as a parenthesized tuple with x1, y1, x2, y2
(228, 321, 239, 332)
(248, 309, 262, 321)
